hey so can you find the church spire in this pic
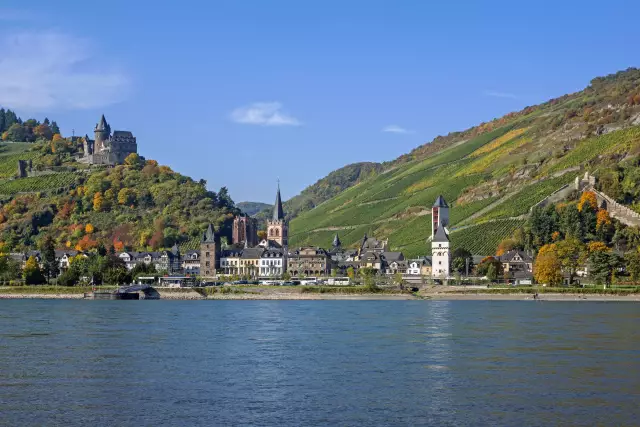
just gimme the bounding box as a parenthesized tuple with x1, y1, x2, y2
(333, 233, 341, 248)
(272, 181, 284, 221)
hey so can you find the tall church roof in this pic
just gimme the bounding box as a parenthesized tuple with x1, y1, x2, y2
(432, 221, 449, 243)
(202, 224, 215, 243)
(333, 233, 341, 247)
(272, 183, 284, 221)
(433, 195, 449, 208)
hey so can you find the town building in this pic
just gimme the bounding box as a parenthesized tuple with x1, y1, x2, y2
(200, 224, 219, 278)
(232, 215, 258, 247)
(355, 234, 388, 260)
(499, 250, 534, 285)
(220, 248, 243, 276)
(407, 258, 432, 276)
(182, 250, 200, 276)
(239, 247, 264, 278)
(79, 115, 138, 166)
(117, 246, 182, 274)
(499, 250, 533, 274)
(260, 248, 286, 277)
(266, 184, 288, 247)
(287, 247, 331, 277)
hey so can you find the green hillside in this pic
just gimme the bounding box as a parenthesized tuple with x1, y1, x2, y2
(237, 201, 271, 217)
(0, 141, 238, 252)
(289, 68, 640, 256)
(254, 161, 383, 226)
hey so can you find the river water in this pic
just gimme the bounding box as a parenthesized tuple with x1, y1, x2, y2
(0, 300, 638, 426)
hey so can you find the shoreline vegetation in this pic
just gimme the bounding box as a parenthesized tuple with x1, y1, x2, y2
(2, 285, 640, 301)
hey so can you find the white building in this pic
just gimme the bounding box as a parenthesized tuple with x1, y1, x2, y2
(260, 248, 286, 277)
(431, 195, 451, 279)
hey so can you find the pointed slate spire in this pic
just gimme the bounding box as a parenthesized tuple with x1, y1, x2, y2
(333, 233, 341, 248)
(433, 195, 449, 208)
(202, 223, 215, 243)
(171, 243, 180, 256)
(272, 181, 284, 221)
(433, 220, 449, 242)
(95, 114, 109, 131)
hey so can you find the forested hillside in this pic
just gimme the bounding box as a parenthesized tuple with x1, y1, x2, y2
(237, 201, 271, 217)
(289, 68, 640, 257)
(0, 141, 239, 253)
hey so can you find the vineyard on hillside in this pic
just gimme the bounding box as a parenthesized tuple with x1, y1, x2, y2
(0, 173, 83, 196)
(450, 219, 526, 255)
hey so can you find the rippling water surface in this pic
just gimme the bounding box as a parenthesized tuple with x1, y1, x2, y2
(0, 300, 638, 426)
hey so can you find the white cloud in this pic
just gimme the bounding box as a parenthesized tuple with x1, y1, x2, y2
(382, 125, 414, 134)
(484, 90, 517, 99)
(230, 102, 301, 126)
(0, 31, 130, 111)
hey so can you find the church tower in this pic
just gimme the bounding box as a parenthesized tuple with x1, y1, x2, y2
(200, 224, 219, 277)
(431, 220, 450, 279)
(267, 183, 288, 247)
(431, 195, 451, 279)
(94, 114, 111, 152)
(432, 195, 449, 239)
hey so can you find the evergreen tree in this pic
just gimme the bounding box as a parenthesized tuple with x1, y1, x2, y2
(581, 205, 597, 239)
(40, 235, 59, 282)
(590, 251, 623, 286)
(44, 117, 50, 125)
(561, 204, 583, 240)
(50, 121, 60, 135)
(451, 248, 473, 274)
(0, 108, 5, 133)
(4, 109, 18, 129)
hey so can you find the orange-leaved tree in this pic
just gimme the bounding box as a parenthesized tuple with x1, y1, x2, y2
(534, 243, 563, 286)
(578, 191, 598, 212)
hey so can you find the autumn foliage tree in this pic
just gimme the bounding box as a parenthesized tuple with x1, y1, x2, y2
(93, 192, 104, 212)
(533, 244, 563, 286)
(578, 191, 598, 212)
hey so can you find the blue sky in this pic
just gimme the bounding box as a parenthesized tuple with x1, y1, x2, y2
(0, 0, 638, 203)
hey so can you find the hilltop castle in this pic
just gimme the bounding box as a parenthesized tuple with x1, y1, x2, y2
(79, 114, 138, 166)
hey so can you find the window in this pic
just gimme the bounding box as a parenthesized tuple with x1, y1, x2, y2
(205, 252, 210, 257)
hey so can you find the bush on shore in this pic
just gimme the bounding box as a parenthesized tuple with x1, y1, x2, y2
(450, 287, 640, 295)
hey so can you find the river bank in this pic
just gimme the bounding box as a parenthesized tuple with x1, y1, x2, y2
(0, 286, 640, 302)
(2, 289, 640, 301)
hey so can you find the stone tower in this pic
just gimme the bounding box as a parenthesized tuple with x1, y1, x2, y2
(232, 215, 258, 247)
(431, 219, 450, 279)
(200, 224, 219, 277)
(267, 183, 288, 247)
(94, 114, 111, 152)
(432, 195, 449, 240)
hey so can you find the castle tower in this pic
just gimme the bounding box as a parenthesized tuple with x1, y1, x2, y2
(432, 195, 449, 239)
(431, 219, 450, 279)
(232, 215, 258, 247)
(267, 183, 288, 247)
(94, 114, 111, 152)
(200, 224, 219, 277)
